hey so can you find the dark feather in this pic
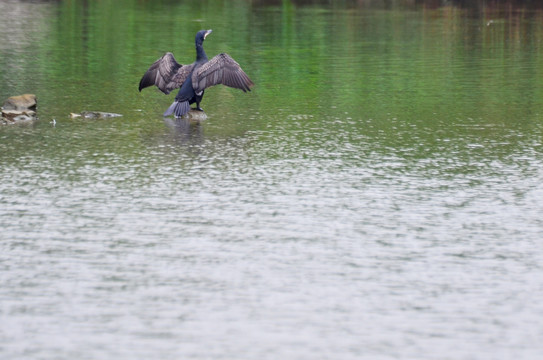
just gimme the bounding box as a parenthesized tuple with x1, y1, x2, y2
(192, 53, 254, 93)
(138, 52, 194, 94)
(163, 100, 190, 117)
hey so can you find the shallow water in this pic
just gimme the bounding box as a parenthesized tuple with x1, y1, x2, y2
(1, 1, 543, 359)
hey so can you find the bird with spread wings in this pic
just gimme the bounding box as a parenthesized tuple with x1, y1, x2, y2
(139, 29, 254, 118)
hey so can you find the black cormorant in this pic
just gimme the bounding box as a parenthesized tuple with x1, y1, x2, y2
(139, 29, 254, 117)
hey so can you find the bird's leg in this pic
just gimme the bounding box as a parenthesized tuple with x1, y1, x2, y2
(194, 91, 205, 111)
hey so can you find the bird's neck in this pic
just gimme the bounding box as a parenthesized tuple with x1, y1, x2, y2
(195, 43, 208, 62)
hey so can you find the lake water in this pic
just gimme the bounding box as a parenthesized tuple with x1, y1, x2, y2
(1, 1, 543, 359)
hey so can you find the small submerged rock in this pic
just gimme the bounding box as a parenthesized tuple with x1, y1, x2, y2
(70, 111, 123, 119)
(2, 109, 36, 122)
(1, 94, 37, 125)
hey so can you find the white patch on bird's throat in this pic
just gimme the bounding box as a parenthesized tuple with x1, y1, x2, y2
(196, 91, 203, 96)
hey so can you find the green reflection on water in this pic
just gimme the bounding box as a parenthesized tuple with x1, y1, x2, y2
(0, 0, 542, 164)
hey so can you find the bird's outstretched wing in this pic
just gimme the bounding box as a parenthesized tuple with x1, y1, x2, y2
(192, 53, 254, 93)
(139, 52, 194, 94)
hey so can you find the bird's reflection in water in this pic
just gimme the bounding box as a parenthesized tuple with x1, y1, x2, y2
(163, 117, 204, 146)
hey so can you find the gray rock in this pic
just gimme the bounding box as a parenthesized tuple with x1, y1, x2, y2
(70, 111, 123, 119)
(182, 109, 207, 121)
(13, 114, 35, 122)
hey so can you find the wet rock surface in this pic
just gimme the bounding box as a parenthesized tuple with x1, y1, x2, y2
(182, 109, 207, 121)
(2, 109, 36, 122)
(70, 111, 123, 119)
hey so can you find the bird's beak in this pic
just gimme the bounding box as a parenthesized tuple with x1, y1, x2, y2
(204, 29, 212, 39)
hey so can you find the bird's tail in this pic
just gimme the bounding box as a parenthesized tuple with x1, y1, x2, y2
(163, 101, 190, 117)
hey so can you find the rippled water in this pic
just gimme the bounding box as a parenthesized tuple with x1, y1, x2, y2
(2, 1, 543, 359)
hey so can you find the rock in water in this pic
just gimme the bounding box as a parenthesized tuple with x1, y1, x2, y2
(3, 94, 37, 110)
(1, 110, 36, 125)
(2, 109, 36, 120)
(70, 111, 123, 119)
(1, 94, 38, 125)
(184, 109, 207, 121)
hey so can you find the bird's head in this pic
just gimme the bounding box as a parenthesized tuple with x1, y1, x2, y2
(196, 29, 212, 45)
